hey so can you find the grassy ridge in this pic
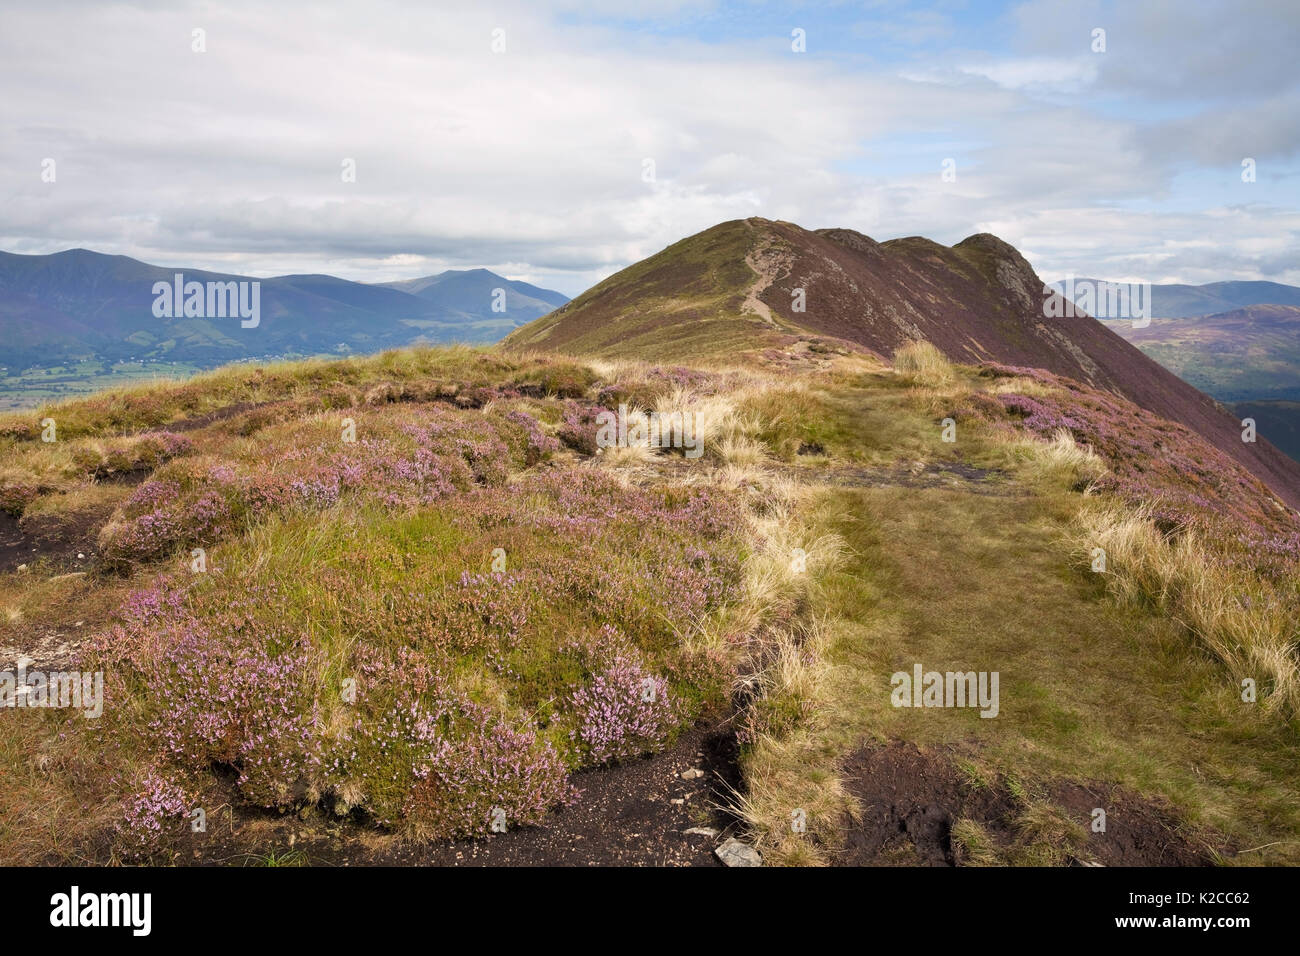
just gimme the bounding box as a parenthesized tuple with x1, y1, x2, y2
(2, 340, 1299, 865)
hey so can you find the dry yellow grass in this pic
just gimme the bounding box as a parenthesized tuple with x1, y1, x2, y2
(893, 340, 957, 387)
(1014, 428, 1107, 489)
(1075, 501, 1300, 714)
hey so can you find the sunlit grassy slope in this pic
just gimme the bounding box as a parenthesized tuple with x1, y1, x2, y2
(503, 220, 794, 359)
(1, 339, 1298, 865)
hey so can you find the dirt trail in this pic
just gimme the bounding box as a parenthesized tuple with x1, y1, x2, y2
(742, 220, 792, 328)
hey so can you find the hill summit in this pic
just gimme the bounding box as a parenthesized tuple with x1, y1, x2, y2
(507, 217, 1300, 509)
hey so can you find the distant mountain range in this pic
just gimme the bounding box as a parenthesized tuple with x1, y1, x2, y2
(1097, 304, 1300, 464)
(0, 249, 568, 371)
(1046, 277, 1300, 318)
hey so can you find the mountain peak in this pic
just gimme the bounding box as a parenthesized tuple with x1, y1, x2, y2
(505, 218, 1300, 510)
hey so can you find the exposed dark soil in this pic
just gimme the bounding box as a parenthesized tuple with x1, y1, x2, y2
(838, 740, 1219, 867)
(91, 466, 151, 485)
(0, 508, 105, 574)
(168, 401, 265, 432)
(143, 722, 744, 867)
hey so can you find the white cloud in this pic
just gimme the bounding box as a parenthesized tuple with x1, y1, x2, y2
(0, 0, 1296, 295)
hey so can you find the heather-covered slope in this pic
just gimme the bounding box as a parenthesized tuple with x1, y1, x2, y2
(507, 218, 1300, 510)
(4, 343, 1300, 866)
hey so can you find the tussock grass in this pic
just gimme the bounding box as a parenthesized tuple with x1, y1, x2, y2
(726, 617, 851, 866)
(1076, 502, 1300, 714)
(951, 819, 1004, 866)
(1014, 428, 1107, 490)
(985, 374, 1056, 398)
(893, 340, 957, 387)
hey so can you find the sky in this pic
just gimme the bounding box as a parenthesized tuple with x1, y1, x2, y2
(1, 0, 1297, 297)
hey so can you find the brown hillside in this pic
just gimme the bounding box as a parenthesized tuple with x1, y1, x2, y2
(506, 218, 1300, 510)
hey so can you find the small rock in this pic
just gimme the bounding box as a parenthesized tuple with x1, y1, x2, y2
(76, 553, 84, 559)
(681, 768, 704, 780)
(715, 838, 762, 867)
(670, 798, 685, 805)
(684, 827, 719, 839)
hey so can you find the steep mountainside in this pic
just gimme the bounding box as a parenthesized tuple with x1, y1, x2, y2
(506, 217, 1300, 509)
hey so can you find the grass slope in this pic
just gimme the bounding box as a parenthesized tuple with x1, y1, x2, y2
(1, 339, 1298, 866)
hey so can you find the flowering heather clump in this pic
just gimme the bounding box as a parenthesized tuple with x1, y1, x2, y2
(456, 469, 745, 638)
(0, 480, 39, 516)
(406, 711, 575, 839)
(120, 579, 187, 628)
(99, 507, 187, 564)
(1235, 530, 1300, 580)
(99, 404, 548, 565)
(504, 409, 560, 465)
(118, 770, 192, 853)
(499, 467, 744, 540)
(0, 419, 34, 440)
(557, 400, 611, 455)
(998, 394, 1083, 434)
(185, 491, 235, 539)
(567, 646, 679, 765)
(319, 650, 574, 835)
(150, 621, 319, 807)
(136, 430, 194, 462)
(75, 404, 746, 841)
(389, 412, 501, 484)
(81, 580, 192, 674)
(387, 570, 535, 655)
(324, 698, 447, 826)
(452, 570, 531, 647)
(126, 478, 182, 512)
